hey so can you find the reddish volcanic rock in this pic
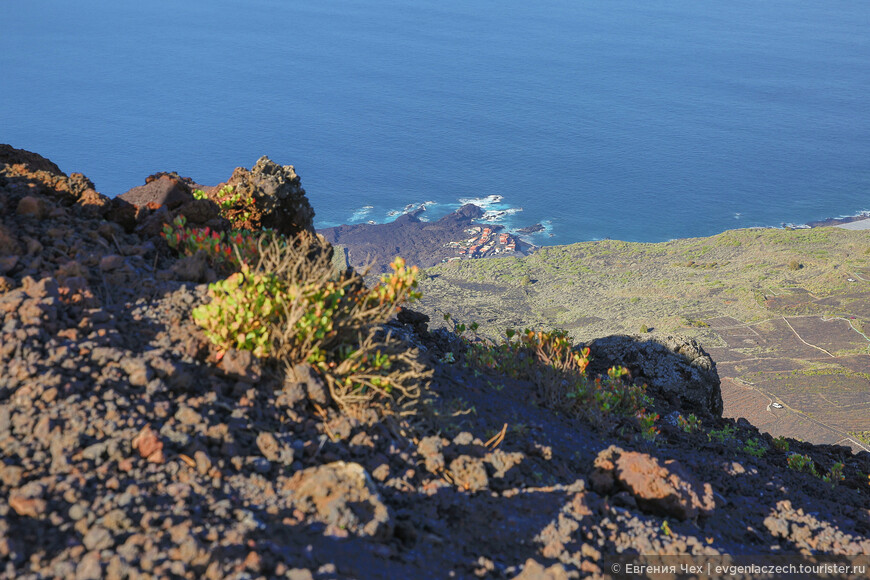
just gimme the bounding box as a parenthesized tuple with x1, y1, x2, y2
(132, 424, 164, 463)
(287, 461, 393, 539)
(118, 174, 193, 210)
(591, 445, 715, 521)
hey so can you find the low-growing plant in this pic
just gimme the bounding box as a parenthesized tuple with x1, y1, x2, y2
(637, 410, 660, 443)
(162, 215, 260, 271)
(454, 323, 655, 431)
(192, 188, 208, 200)
(773, 436, 790, 453)
(707, 424, 738, 444)
(786, 454, 846, 487)
(742, 438, 766, 457)
(677, 413, 702, 433)
(216, 185, 242, 210)
(787, 453, 818, 477)
(822, 462, 845, 488)
(192, 231, 430, 416)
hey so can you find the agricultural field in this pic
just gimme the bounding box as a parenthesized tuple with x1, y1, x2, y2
(417, 226, 870, 452)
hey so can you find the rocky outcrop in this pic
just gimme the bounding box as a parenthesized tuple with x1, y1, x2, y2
(117, 173, 226, 237)
(0, 144, 127, 222)
(318, 203, 533, 273)
(585, 334, 723, 417)
(118, 173, 196, 210)
(116, 158, 315, 240)
(218, 156, 315, 237)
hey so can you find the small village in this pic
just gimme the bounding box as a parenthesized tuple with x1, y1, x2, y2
(440, 225, 518, 263)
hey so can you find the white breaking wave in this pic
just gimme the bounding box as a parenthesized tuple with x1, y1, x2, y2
(457, 194, 503, 208)
(480, 207, 524, 223)
(349, 205, 374, 222)
(508, 219, 554, 243)
(382, 200, 439, 220)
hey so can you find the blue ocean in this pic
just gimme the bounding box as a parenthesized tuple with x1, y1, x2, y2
(3, 1, 869, 246)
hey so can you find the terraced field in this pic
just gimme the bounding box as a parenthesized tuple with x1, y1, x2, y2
(417, 226, 870, 451)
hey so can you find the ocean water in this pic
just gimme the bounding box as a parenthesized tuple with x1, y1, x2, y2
(3, 0, 869, 246)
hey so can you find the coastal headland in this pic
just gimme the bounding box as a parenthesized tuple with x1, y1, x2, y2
(318, 204, 537, 274)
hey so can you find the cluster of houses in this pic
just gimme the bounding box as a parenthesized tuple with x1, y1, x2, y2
(441, 226, 518, 262)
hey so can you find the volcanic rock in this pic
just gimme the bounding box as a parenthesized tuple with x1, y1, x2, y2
(585, 334, 723, 416)
(590, 445, 716, 521)
(118, 174, 193, 210)
(219, 156, 315, 237)
(288, 461, 393, 539)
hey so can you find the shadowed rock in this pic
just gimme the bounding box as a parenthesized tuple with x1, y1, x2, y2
(585, 334, 723, 417)
(218, 156, 315, 237)
(118, 174, 193, 210)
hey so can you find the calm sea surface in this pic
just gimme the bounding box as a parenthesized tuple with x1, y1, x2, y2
(3, 1, 870, 245)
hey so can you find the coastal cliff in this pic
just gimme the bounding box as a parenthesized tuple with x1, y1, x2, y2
(1, 146, 868, 579)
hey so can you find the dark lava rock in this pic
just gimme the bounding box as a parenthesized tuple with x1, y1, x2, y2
(219, 156, 315, 237)
(318, 203, 532, 273)
(286, 363, 330, 405)
(516, 223, 545, 235)
(585, 334, 723, 416)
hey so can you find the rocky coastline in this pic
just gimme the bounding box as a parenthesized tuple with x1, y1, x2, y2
(1, 145, 869, 579)
(318, 205, 538, 274)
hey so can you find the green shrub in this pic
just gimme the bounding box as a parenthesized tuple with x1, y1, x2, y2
(788, 259, 802, 271)
(637, 410, 660, 443)
(707, 424, 737, 444)
(456, 325, 654, 432)
(773, 436, 790, 452)
(677, 413, 702, 433)
(742, 438, 766, 457)
(786, 454, 846, 487)
(192, 264, 284, 358)
(822, 462, 845, 488)
(192, 232, 429, 416)
(787, 453, 818, 476)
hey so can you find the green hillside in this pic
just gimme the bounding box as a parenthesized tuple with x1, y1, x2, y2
(418, 226, 870, 451)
